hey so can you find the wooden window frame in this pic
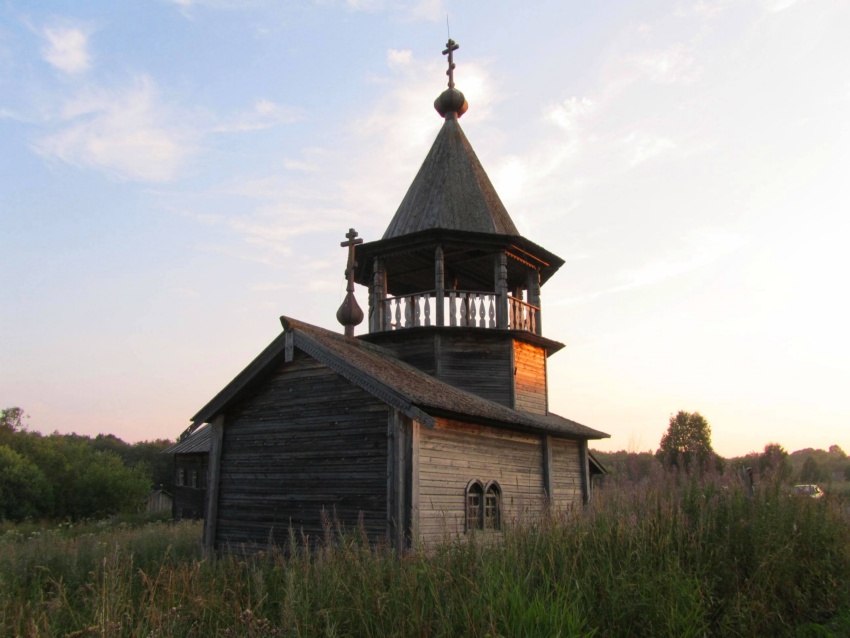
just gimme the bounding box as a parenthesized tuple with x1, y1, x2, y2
(465, 479, 502, 532)
(465, 479, 484, 532)
(484, 480, 502, 530)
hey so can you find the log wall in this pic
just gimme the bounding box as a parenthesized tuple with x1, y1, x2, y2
(215, 352, 389, 548)
(436, 334, 513, 406)
(549, 437, 583, 510)
(513, 340, 547, 415)
(417, 418, 546, 546)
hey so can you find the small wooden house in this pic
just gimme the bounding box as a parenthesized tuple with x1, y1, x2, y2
(162, 424, 210, 521)
(146, 487, 173, 514)
(189, 41, 609, 552)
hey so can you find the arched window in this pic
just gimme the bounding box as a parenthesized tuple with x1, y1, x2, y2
(484, 481, 501, 530)
(465, 480, 484, 531)
(465, 479, 502, 531)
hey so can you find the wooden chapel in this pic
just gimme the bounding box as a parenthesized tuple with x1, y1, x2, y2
(190, 40, 609, 552)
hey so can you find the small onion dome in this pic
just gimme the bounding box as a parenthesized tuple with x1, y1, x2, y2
(434, 87, 468, 119)
(336, 291, 364, 335)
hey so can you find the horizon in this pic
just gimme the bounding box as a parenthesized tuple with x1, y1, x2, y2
(2, 0, 848, 459)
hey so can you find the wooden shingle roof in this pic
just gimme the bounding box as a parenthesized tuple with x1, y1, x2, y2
(163, 424, 211, 454)
(191, 317, 608, 441)
(382, 117, 519, 239)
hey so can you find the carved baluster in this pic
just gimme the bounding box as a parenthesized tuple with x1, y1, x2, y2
(449, 292, 457, 327)
(424, 294, 431, 326)
(414, 295, 421, 327)
(394, 298, 402, 329)
(488, 294, 496, 328)
(460, 293, 468, 327)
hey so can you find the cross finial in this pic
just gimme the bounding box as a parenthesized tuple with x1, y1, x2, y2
(340, 227, 363, 273)
(442, 38, 459, 89)
(337, 228, 364, 337)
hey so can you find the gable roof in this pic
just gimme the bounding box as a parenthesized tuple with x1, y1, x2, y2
(191, 316, 608, 441)
(162, 423, 211, 454)
(382, 117, 519, 239)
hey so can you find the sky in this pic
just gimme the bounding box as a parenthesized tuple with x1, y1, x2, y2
(1, 0, 848, 458)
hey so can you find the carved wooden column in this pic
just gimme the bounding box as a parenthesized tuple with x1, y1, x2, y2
(527, 269, 542, 335)
(371, 257, 387, 332)
(495, 251, 509, 329)
(434, 246, 445, 327)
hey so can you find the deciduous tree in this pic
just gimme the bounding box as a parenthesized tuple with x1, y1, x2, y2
(759, 443, 791, 481)
(656, 411, 716, 472)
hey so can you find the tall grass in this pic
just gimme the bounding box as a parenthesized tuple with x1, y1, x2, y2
(1, 471, 848, 637)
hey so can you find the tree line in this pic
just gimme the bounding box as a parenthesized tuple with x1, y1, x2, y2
(594, 410, 850, 486)
(0, 407, 173, 522)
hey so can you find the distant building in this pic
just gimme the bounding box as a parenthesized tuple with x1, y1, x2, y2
(162, 424, 210, 521)
(145, 486, 173, 514)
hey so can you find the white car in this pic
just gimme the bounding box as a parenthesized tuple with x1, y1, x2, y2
(792, 484, 824, 499)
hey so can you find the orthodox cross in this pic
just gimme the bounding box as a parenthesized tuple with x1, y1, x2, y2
(443, 38, 459, 89)
(340, 228, 363, 280)
(337, 228, 364, 337)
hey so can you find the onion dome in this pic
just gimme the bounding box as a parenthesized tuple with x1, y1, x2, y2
(434, 39, 468, 119)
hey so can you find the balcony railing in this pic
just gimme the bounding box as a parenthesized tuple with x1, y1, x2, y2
(508, 296, 538, 334)
(375, 291, 539, 334)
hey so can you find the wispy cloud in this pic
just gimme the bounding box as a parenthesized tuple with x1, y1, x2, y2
(34, 75, 194, 182)
(760, 0, 809, 12)
(212, 99, 301, 132)
(621, 132, 677, 167)
(41, 26, 91, 74)
(633, 44, 699, 85)
(555, 228, 746, 306)
(387, 48, 413, 69)
(546, 97, 595, 134)
(340, 0, 445, 21)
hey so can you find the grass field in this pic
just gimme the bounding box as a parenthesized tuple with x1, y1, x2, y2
(2, 472, 849, 637)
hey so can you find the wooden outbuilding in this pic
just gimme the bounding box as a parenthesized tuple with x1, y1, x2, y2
(189, 40, 609, 552)
(145, 487, 173, 515)
(162, 424, 210, 521)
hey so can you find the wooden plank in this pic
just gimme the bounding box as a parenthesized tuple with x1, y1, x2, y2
(579, 438, 590, 505)
(203, 414, 224, 550)
(542, 435, 553, 502)
(409, 419, 420, 547)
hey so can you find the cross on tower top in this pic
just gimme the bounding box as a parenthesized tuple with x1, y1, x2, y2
(442, 38, 459, 89)
(340, 227, 363, 273)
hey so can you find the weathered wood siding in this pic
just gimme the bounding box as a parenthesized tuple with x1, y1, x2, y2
(369, 331, 436, 375)
(549, 438, 583, 510)
(215, 352, 389, 548)
(436, 334, 513, 406)
(513, 340, 546, 415)
(418, 418, 545, 546)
